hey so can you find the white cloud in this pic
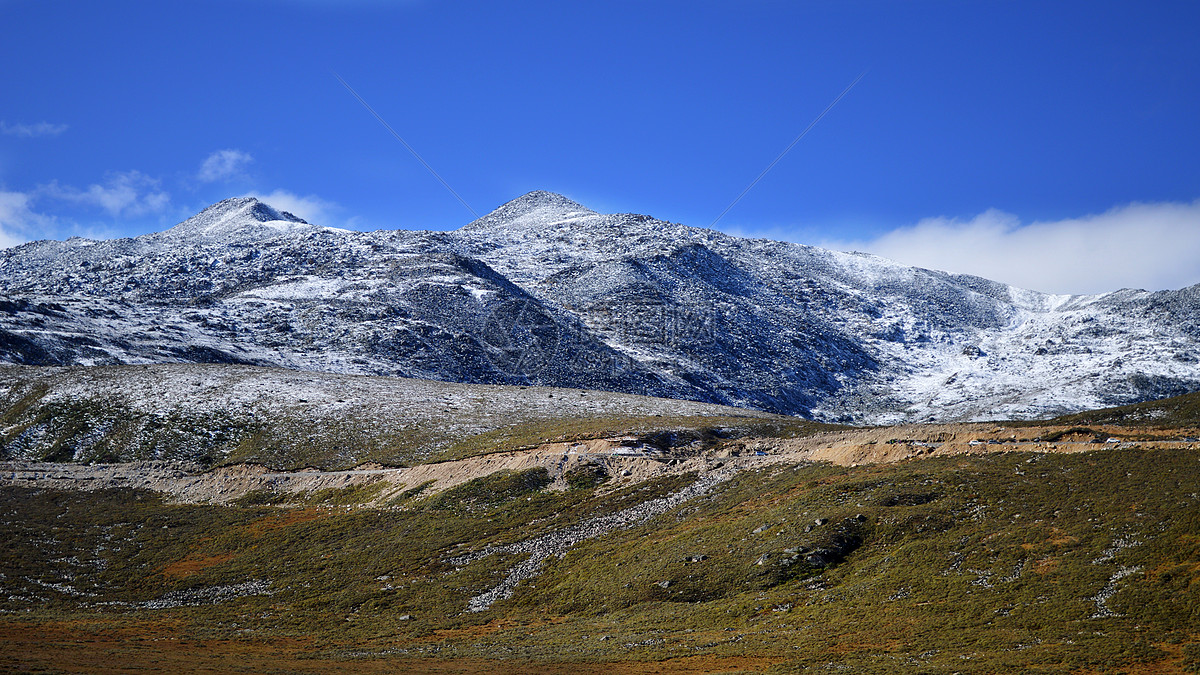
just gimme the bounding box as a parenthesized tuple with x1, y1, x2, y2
(45, 171, 170, 218)
(0, 192, 31, 248)
(198, 149, 253, 183)
(823, 200, 1200, 295)
(0, 121, 68, 138)
(0, 190, 57, 248)
(242, 189, 335, 224)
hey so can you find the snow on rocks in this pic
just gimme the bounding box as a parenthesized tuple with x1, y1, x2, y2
(2, 191, 1198, 425)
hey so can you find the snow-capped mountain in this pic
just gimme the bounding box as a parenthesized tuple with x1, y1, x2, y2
(1, 190, 1197, 423)
(152, 197, 325, 243)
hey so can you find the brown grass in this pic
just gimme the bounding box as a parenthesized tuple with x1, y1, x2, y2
(0, 620, 784, 674)
(158, 552, 236, 580)
(242, 507, 324, 536)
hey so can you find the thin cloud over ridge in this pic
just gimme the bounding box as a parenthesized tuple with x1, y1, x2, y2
(822, 200, 1200, 295)
(243, 189, 336, 224)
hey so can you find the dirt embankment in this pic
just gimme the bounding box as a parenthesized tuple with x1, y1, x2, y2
(3, 423, 1196, 505)
(0, 436, 686, 505)
(717, 422, 1199, 465)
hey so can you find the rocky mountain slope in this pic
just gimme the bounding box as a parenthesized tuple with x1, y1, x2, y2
(1, 192, 1197, 423)
(0, 363, 783, 468)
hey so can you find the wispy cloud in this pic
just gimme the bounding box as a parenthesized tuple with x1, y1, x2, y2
(0, 190, 56, 248)
(44, 171, 170, 218)
(198, 149, 253, 183)
(822, 200, 1200, 295)
(242, 189, 335, 224)
(0, 121, 68, 138)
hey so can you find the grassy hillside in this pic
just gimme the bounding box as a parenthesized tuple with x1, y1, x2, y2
(1050, 389, 1200, 429)
(3, 444, 1198, 673)
(0, 364, 797, 469)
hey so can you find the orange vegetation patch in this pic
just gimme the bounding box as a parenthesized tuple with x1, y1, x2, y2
(1048, 527, 1077, 546)
(1032, 557, 1060, 575)
(244, 507, 325, 536)
(1149, 560, 1200, 580)
(1022, 528, 1077, 551)
(428, 619, 522, 640)
(426, 616, 568, 641)
(159, 552, 235, 580)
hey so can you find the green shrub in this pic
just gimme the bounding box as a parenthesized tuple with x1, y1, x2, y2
(564, 463, 609, 490)
(424, 467, 552, 511)
(1184, 643, 1200, 672)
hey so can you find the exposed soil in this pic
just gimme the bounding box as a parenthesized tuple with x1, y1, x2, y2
(4, 423, 1196, 507)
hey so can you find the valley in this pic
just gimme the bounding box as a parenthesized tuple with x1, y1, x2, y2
(2, 387, 1199, 673)
(2, 194, 1199, 673)
(7, 0, 1199, 670)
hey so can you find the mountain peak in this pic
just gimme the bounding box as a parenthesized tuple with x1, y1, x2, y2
(505, 190, 590, 213)
(198, 197, 308, 226)
(159, 197, 311, 242)
(461, 191, 597, 232)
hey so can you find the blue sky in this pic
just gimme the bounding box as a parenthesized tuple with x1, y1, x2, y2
(2, 0, 1198, 293)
